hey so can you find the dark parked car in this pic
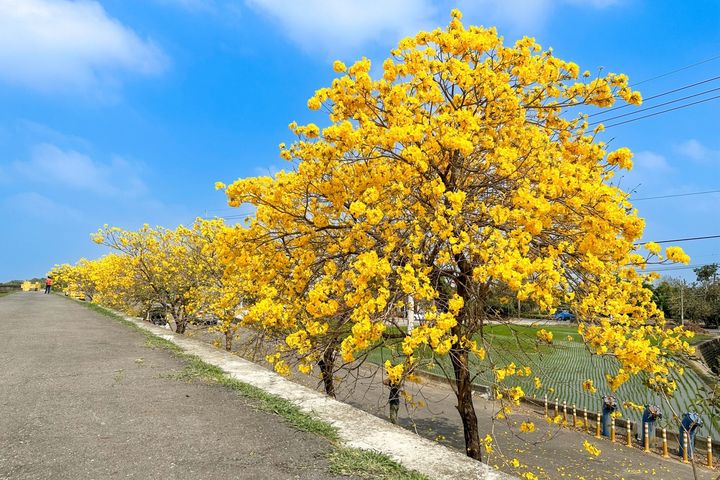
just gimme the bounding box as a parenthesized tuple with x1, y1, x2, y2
(554, 309, 575, 321)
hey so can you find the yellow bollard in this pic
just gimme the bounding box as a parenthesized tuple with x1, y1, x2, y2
(544, 395, 548, 417)
(563, 401, 568, 424)
(595, 413, 601, 438)
(662, 428, 669, 458)
(626, 421, 632, 447)
(708, 436, 713, 468)
(572, 404, 577, 427)
(555, 398, 559, 418)
(644, 422, 650, 452)
(584, 411, 589, 433)
(611, 417, 616, 442)
(683, 431, 689, 463)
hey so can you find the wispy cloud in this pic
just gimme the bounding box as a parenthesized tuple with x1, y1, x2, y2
(13, 143, 147, 197)
(154, 0, 217, 13)
(4, 191, 84, 223)
(456, 0, 622, 36)
(0, 0, 168, 94)
(674, 139, 720, 163)
(246, 0, 438, 57)
(243, 0, 624, 57)
(633, 150, 672, 172)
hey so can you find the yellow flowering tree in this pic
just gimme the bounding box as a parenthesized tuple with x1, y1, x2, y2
(92, 224, 207, 334)
(182, 218, 248, 351)
(218, 10, 692, 461)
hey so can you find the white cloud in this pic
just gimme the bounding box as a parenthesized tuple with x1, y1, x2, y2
(457, 0, 621, 35)
(674, 139, 720, 163)
(246, 0, 623, 56)
(4, 191, 84, 222)
(155, 0, 217, 12)
(565, 0, 621, 7)
(0, 0, 168, 92)
(13, 143, 147, 197)
(633, 150, 672, 171)
(456, 0, 552, 34)
(246, 0, 438, 57)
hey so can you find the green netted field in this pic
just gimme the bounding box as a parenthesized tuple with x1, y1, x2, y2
(372, 324, 720, 438)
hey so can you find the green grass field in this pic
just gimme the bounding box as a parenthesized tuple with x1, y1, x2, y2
(371, 324, 720, 438)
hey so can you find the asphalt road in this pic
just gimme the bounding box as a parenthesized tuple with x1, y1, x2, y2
(0, 292, 354, 480)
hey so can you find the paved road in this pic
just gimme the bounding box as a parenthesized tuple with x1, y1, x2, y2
(0, 293, 354, 480)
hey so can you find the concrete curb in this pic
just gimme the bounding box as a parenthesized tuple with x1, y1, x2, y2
(122, 315, 517, 480)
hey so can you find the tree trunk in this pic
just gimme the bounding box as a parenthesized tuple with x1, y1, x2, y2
(448, 253, 484, 462)
(224, 330, 233, 351)
(318, 348, 336, 398)
(450, 346, 483, 461)
(173, 306, 186, 334)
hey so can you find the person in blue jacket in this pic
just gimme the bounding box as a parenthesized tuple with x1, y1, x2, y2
(640, 404, 662, 446)
(601, 395, 617, 437)
(678, 412, 703, 458)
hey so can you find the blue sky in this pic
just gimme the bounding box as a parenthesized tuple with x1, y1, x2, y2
(0, 0, 718, 282)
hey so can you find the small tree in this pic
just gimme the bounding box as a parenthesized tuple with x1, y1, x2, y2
(93, 224, 205, 334)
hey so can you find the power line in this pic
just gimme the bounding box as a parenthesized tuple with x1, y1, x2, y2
(632, 189, 720, 201)
(604, 93, 720, 128)
(645, 263, 716, 273)
(588, 75, 720, 119)
(649, 235, 720, 244)
(589, 86, 720, 126)
(631, 54, 720, 87)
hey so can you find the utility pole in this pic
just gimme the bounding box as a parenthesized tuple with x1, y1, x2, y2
(680, 281, 685, 326)
(517, 298, 521, 320)
(406, 295, 415, 333)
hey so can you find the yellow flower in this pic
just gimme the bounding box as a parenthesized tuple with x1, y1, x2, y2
(482, 434, 494, 454)
(536, 329, 553, 343)
(665, 246, 690, 264)
(644, 241, 661, 255)
(384, 360, 404, 385)
(582, 440, 601, 457)
(582, 379, 597, 394)
(520, 421, 535, 433)
(333, 60, 346, 72)
(606, 147, 633, 170)
(307, 96, 321, 110)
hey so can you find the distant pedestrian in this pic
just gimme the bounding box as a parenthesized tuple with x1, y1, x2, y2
(678, 412, 703, 458)
(640, 404, 662, 446)
(601, 395, 617, 437)
(384, 378, 401, 424)
(44, 276, 53, 294)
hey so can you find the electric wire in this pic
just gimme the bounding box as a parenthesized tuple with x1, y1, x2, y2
(589, 86, 720, 126)
(631, 54, 720, 87)
(603, 93, 720, 128)
(632, 189, 720, 201)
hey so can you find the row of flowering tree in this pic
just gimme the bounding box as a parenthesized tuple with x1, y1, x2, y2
(53, 10, 695, 466)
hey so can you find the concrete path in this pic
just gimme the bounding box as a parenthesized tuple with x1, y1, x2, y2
(0, 292, 354, 480)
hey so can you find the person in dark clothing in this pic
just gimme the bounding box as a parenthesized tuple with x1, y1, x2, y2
(384, 378, 401, 424)
(640, 404, 662, 446)
(679, 412, 703, 458)
(601, 395, 617, 437)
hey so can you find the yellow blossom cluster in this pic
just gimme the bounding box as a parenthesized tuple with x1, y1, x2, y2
(582, 440, 601, 457)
